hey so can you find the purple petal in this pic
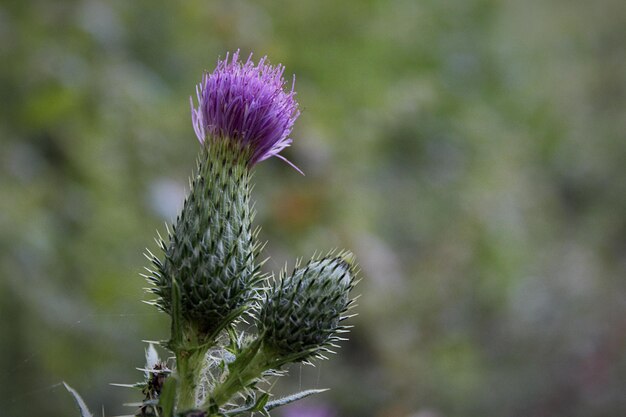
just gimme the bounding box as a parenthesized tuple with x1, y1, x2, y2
(191, 50, 301, 169)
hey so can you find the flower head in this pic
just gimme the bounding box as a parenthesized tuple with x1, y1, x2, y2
(191, 50, 300, 168)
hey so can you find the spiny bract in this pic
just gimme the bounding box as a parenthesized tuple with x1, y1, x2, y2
(145, 141, 262, 337)
(259, 253, 357, 360)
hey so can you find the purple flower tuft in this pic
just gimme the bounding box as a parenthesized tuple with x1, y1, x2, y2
(191, 50, 300, 169)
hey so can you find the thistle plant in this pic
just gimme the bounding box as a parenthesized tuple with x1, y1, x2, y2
(64, 51, 359, 417)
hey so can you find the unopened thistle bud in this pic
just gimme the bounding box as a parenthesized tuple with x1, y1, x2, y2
(147, 143, 259, 337)
(145, 51, 300, 339)
(259, 253, 357, 361)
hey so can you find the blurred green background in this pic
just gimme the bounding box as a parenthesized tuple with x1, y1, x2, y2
(1, 0, 625, 416)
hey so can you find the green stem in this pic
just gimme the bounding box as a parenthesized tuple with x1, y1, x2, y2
(169, 279, 205, 411)
(176, 347, 208, 411)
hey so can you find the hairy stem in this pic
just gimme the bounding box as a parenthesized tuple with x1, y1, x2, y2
(205, 340, 271, 409)
(176, 347, 209, 411)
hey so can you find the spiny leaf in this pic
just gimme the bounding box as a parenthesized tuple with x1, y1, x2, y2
(109, 382, 145, 389)
(264, 389, 329, 411)
(63, 382, 94, 417)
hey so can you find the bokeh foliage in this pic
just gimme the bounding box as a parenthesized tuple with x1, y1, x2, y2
(1, 0, 625, 416)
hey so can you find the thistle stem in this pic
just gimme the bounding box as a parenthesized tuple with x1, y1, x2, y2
(176, 347, 208, 411)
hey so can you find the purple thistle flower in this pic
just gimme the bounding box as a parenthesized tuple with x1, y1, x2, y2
(191, 50, 301, 170)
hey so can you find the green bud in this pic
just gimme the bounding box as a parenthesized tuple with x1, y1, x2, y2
(145, 140, 262, 338)
(259, 252, 357, 361)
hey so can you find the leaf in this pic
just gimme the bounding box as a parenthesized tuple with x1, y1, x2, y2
(109, 382, 145, 389)
(252, 392, 270, 411)
(264, 389, 329, 412)
(63, 382, 94, 417)
(168, 278, 183, 350)
(205, 305, 247, 343)
(159, 375, 178, 417)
